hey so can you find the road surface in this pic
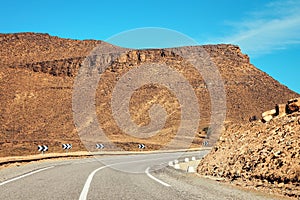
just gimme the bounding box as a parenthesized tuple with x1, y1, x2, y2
(0, 150, 285, 200)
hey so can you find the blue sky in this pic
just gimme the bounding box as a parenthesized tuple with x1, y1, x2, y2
(1, 0, 299, 93)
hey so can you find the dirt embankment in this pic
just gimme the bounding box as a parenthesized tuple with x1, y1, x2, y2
(198, 111, 300, 199)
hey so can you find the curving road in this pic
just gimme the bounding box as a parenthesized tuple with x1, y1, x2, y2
(0, 151, 285, 200)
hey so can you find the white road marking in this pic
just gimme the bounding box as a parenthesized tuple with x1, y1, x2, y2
(79, 156, 177, 200)
(0, 166, 54, 186)
(145, 167, 171, 187)
(79, 165, 109, 200)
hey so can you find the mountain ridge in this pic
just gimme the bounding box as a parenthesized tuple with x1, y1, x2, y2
(0, 32, 298, 156)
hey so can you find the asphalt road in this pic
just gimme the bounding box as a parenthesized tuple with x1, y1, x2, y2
(0, 150, 286, 200)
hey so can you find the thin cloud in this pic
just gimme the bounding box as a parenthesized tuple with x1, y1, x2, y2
(220, 0, 300, 56)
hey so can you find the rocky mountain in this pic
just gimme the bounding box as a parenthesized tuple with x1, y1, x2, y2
(0, 32, 298, 156)
(198, 111, 300, 199)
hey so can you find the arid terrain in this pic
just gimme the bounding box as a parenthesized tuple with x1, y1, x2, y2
(1, 32, 300, 199)
(0, 32, 299, 157)
(198, 110, 300, 199)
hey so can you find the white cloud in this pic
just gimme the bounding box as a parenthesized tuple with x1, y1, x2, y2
(218, 0, 300, 56)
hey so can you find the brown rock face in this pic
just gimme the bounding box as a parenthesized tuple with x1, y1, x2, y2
(0, 32, 100, 67)
(287, 98, 300, 113)
(0, 33, 298, 156)
(197, 111, 300, 198)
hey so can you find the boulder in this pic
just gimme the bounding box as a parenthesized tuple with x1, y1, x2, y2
(275, 104, 287, 117)
(262, 109, 276, 118)
(287, 98, 300, 114)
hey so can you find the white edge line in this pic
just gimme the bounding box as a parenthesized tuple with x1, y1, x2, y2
(0, 166, 54, 186)
(79, 156, 178, 200)
(145, 167, 171, 187)
(79, 165, 108, 200)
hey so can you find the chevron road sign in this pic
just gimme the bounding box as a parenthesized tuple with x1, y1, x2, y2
(38, 145, 48, 154)
(203, 141, 209, 146)
(96, 143, 104, 149)
(138, 144, 145, 149)
(62, 144, 72, 152)
(62, 143, 72, 149)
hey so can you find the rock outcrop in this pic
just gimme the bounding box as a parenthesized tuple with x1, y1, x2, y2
(261, 97, 300, 123)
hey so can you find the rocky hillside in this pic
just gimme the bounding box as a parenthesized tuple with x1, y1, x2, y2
(0, 33, 298, 156)
(198, 111, 300, 199)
